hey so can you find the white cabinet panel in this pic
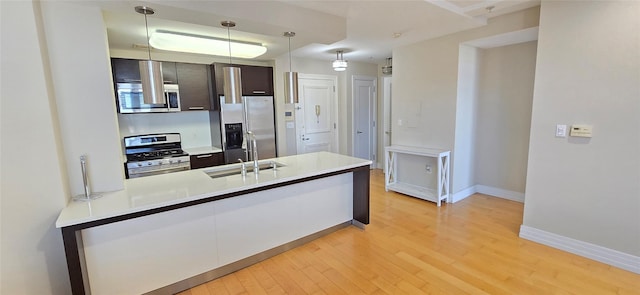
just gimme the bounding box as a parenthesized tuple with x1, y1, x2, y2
(82, 202, 218, 295)
(215, 173, 352, 266)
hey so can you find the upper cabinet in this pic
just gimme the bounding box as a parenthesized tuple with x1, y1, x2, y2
(111, 58, 212, 111)
(162, 62, 178, 84)
(111, 58, 177, 84)
(111, 58, 141, 83)
(239, 65, 273, 96)
(111, 59, 272, 113)
(211, 63, 274, 98)
(176, 63, 212, 111)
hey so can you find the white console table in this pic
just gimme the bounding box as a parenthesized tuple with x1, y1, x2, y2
(384, 145, 450, 206)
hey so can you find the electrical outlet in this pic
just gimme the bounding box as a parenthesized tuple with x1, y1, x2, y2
(426, 165, 432, 173)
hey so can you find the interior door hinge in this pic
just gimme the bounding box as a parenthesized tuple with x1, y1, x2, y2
(373, 154, 376, 161)
(334, 123, 336, 129)
(333, 86, 336, 92)
(373, 121, 376, 127)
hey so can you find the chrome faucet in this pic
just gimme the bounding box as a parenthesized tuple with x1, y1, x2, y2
(246, 130, 259, 174)
(238, 158, 247, 177)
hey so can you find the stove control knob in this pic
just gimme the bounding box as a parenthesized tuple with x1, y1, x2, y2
(147, 162, 152, 166)
(137, 163, 142, 167)
(176, 159, 181, 163)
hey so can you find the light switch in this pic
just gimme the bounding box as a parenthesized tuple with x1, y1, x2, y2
(556, 124, 567, 138)
(570, 125, 593, 137)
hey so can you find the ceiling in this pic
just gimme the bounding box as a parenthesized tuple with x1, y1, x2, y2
(95, 0, 540, 64)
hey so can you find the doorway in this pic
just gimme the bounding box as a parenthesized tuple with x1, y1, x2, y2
(352, 76, 377, 167)
(295, 74, 338, 154)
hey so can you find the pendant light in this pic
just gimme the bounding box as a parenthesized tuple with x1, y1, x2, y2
(135, 6, 165, 105)
(332, 50, 348, 72)
(283, 32, 299, 104)
(221, 21, 243, 105)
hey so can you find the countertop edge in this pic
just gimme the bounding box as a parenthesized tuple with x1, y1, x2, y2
(55, 155, 371, 229)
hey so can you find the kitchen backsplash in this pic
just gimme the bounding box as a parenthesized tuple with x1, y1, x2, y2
(118, 111, 213, 149)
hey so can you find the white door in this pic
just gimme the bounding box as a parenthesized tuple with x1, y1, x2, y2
(353, 76, 376, 167)
(295, 74, 338, 154)
(382, 76, 392, 171)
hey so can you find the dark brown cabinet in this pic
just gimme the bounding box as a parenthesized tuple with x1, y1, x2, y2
(239, 65, 273, 96)
(211, 63, 274, 99)
(190, 152, 224, 169)
(211, 63, 229, 101)
(162, 62, 178, 84)
(176, 63, 212, 111)
(111, 58, 177, 84)
(111, 58, 141, 83)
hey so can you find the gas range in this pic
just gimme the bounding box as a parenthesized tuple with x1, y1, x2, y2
(124, 133, 190, 178)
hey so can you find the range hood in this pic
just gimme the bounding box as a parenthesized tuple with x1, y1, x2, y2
(139, 60, 166, 105)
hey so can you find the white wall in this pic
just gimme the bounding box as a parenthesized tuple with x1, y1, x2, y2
(1, 1, 71, 294)
(475, 41, 536, 193)
(118, 112, 213, 149)
(392, 7, 540, 194)
(523, 1, 640, 257)
(273, 55, 378, 156)
(40, 1, 124, 195)
(452, 45, 480, 193)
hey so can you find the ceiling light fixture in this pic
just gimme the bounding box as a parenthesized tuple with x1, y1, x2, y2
(221, 21, 243, 105)
(382, 57, 392, 75)
(333, 50, 348, 72)
(149, 30, 267, 58)
(283, 32, 298, 104)
(135, 6, 165, 105)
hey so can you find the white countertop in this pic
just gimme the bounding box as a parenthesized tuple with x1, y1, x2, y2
(56, 152, 371, 228)
(183, 146, 223, 155)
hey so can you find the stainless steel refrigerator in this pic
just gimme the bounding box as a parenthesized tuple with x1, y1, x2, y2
(220, 96, 277, 164)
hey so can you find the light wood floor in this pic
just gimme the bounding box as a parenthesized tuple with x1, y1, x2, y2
(178, 169, 640, 295)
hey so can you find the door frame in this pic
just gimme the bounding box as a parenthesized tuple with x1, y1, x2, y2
(296, 73, 339, 153)
(381, 75, 392, 170)
(351, 75, 377, 166)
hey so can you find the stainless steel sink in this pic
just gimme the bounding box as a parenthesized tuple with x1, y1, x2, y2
(204, 161, 285, 179)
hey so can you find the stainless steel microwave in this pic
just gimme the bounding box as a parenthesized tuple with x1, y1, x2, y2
(117, 83, 180, 113)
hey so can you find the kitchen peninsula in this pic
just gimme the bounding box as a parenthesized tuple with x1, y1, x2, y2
(56, 152, 371, 295)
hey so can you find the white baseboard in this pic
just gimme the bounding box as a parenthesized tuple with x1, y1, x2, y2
(519, 225, 640, 274)
(476, 185, 525, 202)
(451, 185, 524, 203)
(450, 185, 476, 203)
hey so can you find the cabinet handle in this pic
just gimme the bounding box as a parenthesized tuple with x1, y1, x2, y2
(123, 79, 142, 82)
(163, 80, 175, 83)
(196, 154, 213, 158)
(188, 106, 205, 110)
(252, 90, 266, 94)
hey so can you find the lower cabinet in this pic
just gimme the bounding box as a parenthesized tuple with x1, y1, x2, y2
(82, 202, 219, 295)
(215, 173, 352, 265)
(79, 173, 354, 295)
(190, 152, 224, 169)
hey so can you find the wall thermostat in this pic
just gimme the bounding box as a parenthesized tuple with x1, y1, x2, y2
(570, 125, 593, 138)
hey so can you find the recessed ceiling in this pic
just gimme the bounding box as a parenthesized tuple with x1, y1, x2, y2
(95, 0, 539, 64)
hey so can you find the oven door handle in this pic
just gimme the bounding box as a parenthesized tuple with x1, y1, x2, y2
(128, 165, 190, 178)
